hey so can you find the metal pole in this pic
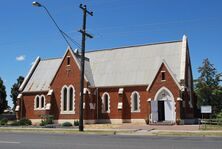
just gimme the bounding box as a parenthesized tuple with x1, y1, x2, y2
(79, 4, 93, 132)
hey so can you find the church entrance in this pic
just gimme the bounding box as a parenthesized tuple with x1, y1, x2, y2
(158, 101, 165, 121)
(150, 87, 176, 123)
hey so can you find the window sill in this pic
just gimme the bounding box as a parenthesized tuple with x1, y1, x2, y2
(161, 80, 166, 82)
(34, 108, 46, 111)
(60, 111, 75, 114)
(131, 110, 141, 113)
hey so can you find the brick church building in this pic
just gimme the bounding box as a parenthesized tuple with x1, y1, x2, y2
(16, 35, 196, 124)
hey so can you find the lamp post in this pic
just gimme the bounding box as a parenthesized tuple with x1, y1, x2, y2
(32, 1, 73, 49)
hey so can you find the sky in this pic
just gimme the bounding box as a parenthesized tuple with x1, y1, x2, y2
(0, 0, 222, 107)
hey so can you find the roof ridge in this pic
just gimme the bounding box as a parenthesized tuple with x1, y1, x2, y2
(86, 40, 182, 54)
(41, 57, 62, 61)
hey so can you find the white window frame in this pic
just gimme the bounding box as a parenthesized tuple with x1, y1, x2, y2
(130, 91, 140, 112)
(34, 95, 46, 110)
(101, 92, 110, 113)
(60, 85, 75, 114)
(161, 70, 166, 82)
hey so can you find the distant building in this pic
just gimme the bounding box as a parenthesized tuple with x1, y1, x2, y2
(16, 35, 196, 124)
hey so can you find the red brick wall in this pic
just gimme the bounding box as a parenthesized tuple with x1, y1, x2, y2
(50, 50, 88, 120)
(148, 64, 181, 119)
(96, 63, 182, 121)
(21, 92, 48, 119)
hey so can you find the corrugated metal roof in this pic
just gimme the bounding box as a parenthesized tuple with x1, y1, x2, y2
(85, 41, 183, 87)
(22, 39, 186, 92)
(23, 58, 62, 92)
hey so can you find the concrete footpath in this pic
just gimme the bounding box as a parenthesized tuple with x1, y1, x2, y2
(1, 124, 222, 136)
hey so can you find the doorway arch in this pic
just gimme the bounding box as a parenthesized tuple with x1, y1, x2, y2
(152, 87, 176, 122)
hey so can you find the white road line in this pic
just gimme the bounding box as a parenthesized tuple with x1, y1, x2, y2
(0, 141, 21, 144)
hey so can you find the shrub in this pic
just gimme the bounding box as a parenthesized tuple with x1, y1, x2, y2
(216, 111, 222, 119)
(74, 120, 79, 126)
(40, 114, 54, 126)
(0, 118, 8, 126)
(62, 122, 73, 127)
(18, 118, 32, 126)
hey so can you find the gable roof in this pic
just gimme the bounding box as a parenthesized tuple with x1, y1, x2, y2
(86, 39, 185, 87)
(22, 58, 62, 92)
(20, 36, 188, 92)
(146, 59, 181, 91)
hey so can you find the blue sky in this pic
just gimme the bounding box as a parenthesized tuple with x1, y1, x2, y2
(0, 0, 222, 107)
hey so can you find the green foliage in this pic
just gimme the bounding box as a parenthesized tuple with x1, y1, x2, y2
(62, 122, 73, 127)
(18, 118, 32, 126)
(0, 77, 7, 114)
(216, 111, 222, 119)
(10, 76, 24, 111)
(40, 114, 54, 126)
(0, 118, 8, 126)
(195, 58, 222, 114)
(74, 120, 79, 126)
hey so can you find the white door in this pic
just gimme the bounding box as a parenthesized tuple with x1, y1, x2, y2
(164, 98, 174, 121)
(151, 100, 158, 122)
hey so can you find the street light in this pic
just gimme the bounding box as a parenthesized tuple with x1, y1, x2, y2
(32, 1, 73, 49)
(32, 1, 42, 7)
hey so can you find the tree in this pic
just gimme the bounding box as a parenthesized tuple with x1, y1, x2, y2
(195, 58, 222, 115)
(0, 77, 7, 114)
(10, 76, 24, 111)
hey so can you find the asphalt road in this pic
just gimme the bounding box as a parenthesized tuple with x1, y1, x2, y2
(0, 132, 221, 149)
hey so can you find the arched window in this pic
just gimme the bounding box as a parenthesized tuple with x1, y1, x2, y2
(41, 96, 45, 108)
(61, 85, 75, 114)
(102, 92, 110, 113)
(34, 95, 46, 110)
(69, 87, 73, 111)
(35, 96, 40, 109)
(63, 87, 67, 111)
(131, 91, 140, 112)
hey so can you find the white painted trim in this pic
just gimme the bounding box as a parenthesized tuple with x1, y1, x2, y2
(34, 95, 46, 110)
(154, 86, 174, 101)
(118, 88, 124, 94)
(47, 89, 53, 96)
(101, 92, 111, 113)
(17, 93, 22, 99)
(83, 88, 91, 94)
(19, 57, 40, 92)
(177, 97, 183, 101)
(130, 91, 141, 112)
(154, 86, 176, 122)
(15, 105, 20, 112)
(180, 35, 187, 80)
(147, 98, 152, 102)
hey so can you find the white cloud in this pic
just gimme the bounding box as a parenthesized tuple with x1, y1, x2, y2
(16, 55, 26, 61)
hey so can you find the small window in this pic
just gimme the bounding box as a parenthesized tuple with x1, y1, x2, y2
(63, 88, 67, 111)
(131, 91, 140, 112)
(36, 96, 40, 109)
(67, 57, 70, 65)
(41, 96, 45, 108)
(102, 93, 110, 113)
(133, 93, 138, 111)
(34, 95, 45, 110)
(104, 94, 109, 112)
(69, 87, 73, 111)
(161, 71, 165, 81)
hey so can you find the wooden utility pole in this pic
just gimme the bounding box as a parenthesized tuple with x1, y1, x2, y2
(79, 4, 93, 132)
